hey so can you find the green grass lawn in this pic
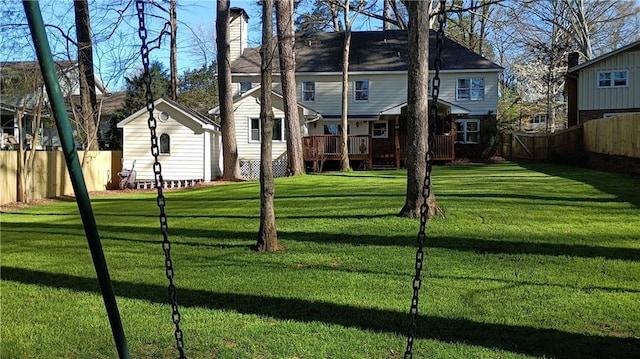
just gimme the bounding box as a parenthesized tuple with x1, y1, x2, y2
(1, 161, 639, 358)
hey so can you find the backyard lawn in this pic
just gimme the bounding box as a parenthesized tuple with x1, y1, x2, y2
(1, 161, 639, 358)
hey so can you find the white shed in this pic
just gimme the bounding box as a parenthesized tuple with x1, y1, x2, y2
(117, 97, 222, 185)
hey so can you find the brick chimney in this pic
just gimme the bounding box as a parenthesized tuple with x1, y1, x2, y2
(566, 52, 580, 127)
(229, 8, 249, 63)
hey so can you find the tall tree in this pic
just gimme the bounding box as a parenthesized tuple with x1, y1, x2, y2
(399, 0, 441, 219)
(330, 0, 367, 172)
(216, 0, 242, 180)
(256, 0, 280, 252)
(74, 0, 98, 151)
(178, 63, 218, 115)
(276, 0, 305, 176)
(0, 63, 47, 203)
(169, 0, 178, 101)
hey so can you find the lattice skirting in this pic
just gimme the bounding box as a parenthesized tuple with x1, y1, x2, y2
(134, 179, 203, 190)
(240, 158, 289, 179)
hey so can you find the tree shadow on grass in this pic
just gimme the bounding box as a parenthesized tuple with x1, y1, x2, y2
(3, 266, 638, 359)
(2, 219, 638, 261)
(517, 162, 640, 208)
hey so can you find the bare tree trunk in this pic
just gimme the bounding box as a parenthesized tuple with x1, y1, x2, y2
(216, 0, 242, 180)
(330, 2, 341, 31)
(24, 95, 44, 203)
(383, 0, 392, 30)
(339, 1, 351, 172)
(276, 0, 305, 176)
(169, 0, 178, 101)
(16, 110, 25, 203)
(74, 0, 98, 151)
(399, 0, 441, 219)
(256, 0, 280, 252)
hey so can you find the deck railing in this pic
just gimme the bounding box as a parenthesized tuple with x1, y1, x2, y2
(303, 134, 454, 165)
(303, 135, 371, 160)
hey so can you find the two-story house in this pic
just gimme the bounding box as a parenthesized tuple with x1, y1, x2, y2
(213, 7, 503, 172)
(566, 40, 640, 126)
(0, 61, 110, 149)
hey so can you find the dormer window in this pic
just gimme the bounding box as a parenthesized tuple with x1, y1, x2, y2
(302, 81, 315, 102)
(239, 81, 252, 94)
(354, 80, 369, 101)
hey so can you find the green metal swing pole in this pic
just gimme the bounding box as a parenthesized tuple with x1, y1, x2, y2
(22, 2, 131, 358)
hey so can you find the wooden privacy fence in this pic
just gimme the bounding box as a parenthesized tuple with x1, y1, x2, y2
(502, 113, 639, 161)
(0, 150, 122, 206)
(583, 114, 640, 158)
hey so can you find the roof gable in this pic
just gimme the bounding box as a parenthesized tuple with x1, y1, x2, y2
(231, 30, 503, 74)
(208, 85, 320, 117)
(569, 40, 640, 73)
(118, 97, 219, 132)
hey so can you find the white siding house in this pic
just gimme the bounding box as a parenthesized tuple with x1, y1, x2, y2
(118, 98, 222, 184)
(225, 8, 503, 167)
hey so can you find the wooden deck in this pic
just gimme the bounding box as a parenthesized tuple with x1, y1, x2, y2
(303, 134, 454, 171)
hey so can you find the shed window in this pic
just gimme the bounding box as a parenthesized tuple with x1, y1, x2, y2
(160, 133, 170, 154)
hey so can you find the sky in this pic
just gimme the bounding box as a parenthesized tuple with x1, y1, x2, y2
(2, 0, 384, 91)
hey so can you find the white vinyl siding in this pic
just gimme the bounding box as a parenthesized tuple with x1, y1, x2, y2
(233, 91, 288, 160)
(577, 50, 640, 111)
(122, 105, 205, 180)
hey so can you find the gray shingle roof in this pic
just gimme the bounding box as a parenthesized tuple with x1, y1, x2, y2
(231, 30, 502, 74)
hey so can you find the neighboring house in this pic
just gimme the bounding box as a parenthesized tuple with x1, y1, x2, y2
(566, 40, 640, 126)
(216, 7, 503, 170)
(0, 61, 110, 149)
(117, 97, 222, 185)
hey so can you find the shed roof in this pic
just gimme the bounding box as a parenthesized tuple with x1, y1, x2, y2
(118, 97, 219, 131)
(231, 30, 503, 74)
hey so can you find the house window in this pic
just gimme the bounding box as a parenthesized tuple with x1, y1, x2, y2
(354, 80, 369, 101)
(249, 118, 284, 142)
(532, 114, 546, 124)
(598, 71, 628, 88)
(455, 119, 480, 144)
(160, 133, 170, 154)
(457, 77, 484, 100)
(302, 81, 315, 102)
(372, 121, 388, 138)
(239, 81, 252, 94)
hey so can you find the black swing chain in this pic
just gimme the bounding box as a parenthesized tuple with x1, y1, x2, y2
(404, 1, 446, 358)
(135, 2, 186, 358)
